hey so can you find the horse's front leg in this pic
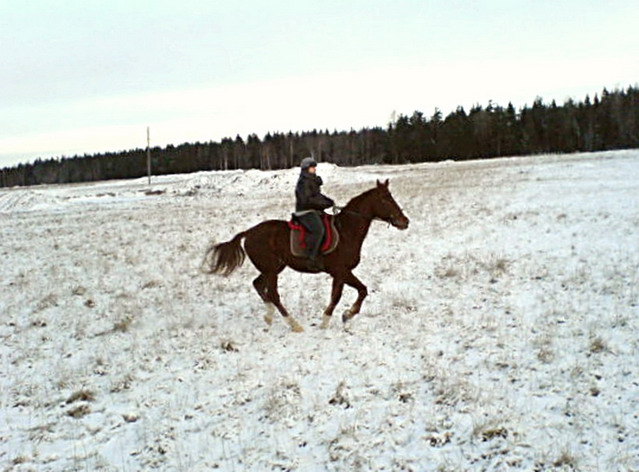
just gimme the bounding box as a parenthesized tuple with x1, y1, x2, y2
(342, 271, 368, 323)
(321, 276, 344, 329)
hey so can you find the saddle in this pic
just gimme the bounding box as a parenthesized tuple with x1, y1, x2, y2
(288, 213, 339, 258)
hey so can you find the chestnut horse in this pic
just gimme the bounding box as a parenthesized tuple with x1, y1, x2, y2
(203, 179, 409, 332)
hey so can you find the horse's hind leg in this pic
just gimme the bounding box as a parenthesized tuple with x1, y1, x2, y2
(245, 234, 300, 331)
(265, 273, 304, 333)
(253, 274, 275, 326)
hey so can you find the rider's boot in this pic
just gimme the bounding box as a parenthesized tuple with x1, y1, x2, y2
(306, 234, 324, 271)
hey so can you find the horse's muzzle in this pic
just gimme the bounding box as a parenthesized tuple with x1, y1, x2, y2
(393, 217, 409, 230)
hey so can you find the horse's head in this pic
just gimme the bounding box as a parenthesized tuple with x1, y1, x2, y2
(370, 179, 409, 230)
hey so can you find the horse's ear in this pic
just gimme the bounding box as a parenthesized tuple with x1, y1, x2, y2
(376, 179, 381, 187)
(384, 179, 389, 187)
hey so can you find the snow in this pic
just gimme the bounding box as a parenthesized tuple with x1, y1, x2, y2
(1, 151, 638, 471)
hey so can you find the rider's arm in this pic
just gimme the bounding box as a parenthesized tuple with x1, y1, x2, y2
(303, 178, 334, 210)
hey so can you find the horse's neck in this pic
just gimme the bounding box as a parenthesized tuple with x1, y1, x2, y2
(337, 196, 374, 247)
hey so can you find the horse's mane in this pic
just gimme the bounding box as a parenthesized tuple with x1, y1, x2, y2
(343, 186, 378, 211)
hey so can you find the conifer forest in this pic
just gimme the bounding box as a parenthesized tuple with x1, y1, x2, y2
(2, 86, 638, 188)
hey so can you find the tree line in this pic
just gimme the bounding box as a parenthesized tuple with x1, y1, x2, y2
(2, 86, 638, 188)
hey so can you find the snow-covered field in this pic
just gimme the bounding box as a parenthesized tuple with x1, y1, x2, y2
(1, 150, 638, 471)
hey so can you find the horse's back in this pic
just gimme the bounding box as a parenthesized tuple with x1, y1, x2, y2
(242, 219, 291, 265)
(249, 219, 288, 234)
(244, 219, 288, 245)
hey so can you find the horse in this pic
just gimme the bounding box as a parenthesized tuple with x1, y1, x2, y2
(202, 179, 409, 332)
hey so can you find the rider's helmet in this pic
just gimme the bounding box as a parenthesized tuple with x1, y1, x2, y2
(300, 157, 317, 170)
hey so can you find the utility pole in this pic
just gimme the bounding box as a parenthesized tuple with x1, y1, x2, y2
(146, 126, 151, 185)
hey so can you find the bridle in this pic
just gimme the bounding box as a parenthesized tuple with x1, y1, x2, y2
(333, 206, 395, 227)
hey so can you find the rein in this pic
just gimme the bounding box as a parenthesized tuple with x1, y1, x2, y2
(332, 206, 390, 226)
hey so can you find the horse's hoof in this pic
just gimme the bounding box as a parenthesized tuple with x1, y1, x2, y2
(342, 310, 354, 323)
(286, 318, 304, 332)
(263, 303, 275, 326)
(320, 314, 331, 329)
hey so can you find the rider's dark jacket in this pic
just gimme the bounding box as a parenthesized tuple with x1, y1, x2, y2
(295, 171, 334, 212)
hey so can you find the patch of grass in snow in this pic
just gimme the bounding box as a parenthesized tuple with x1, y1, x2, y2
(71, 285, 87, 296)
(66, 403, 91, 418)
(536, 346, 555, 363)
(434, 255, 462, 279)
(480, 426, 508, 442)
(141, 279, 161, 289)
(327, 424, 367, 467)
(11, 455, 29, 466)
(552, 448, 579, 469)
(533, 334, 555, 364)
(424, 431, 452, 447)
(434, 252, 510, 282)
(389, 380, 414, 404)
(534, 446, 580, 472)
(491, 257, 509, 274)
(612, 312, 629, 328)
(112, 315, 133, 333)
(588, 336, 607, 354)
(27, 422, 55, 443)
(423, 363, 478, 407)
(66, 389, 95, 404)
(472, 416, 509, 442)
(220, 339, 239, 352)
(35, 293, 58, 312)
(263, 379, 302, 422)
(109, 373, 135, 393)
(328, 381, 351, 408)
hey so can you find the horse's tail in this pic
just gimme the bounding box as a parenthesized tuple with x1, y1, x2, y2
(202, 230, 249, 276)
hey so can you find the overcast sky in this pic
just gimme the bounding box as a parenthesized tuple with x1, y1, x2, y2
(1, 0, 638, 167)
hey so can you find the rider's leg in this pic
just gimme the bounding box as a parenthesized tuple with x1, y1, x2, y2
(299, 212, 325, 267)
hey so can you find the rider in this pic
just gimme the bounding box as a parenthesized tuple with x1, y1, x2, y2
(295, 157, 335, 269)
